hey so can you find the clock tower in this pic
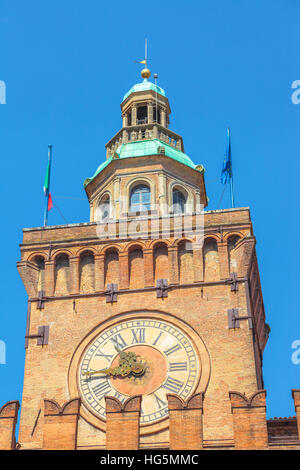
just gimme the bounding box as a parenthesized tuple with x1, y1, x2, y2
(7, 66, 299, 451)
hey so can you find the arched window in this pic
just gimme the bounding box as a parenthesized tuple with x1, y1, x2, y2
(32, 256, 45, 291)
(130, 184, 151, 212)
(55, 254, 70, 294)
(227, 235, 240, 272)
(173, 188, 186, 214)
(98, 195, 110, 222)
(203, 238, 220, 281)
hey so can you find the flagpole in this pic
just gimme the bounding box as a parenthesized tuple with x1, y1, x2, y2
(227, 127, 235, 208)
(44, 144, 52, 227)
(230, 170, 235, 208)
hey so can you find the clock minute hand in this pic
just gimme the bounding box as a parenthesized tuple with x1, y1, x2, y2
(82, 367, 113, 377)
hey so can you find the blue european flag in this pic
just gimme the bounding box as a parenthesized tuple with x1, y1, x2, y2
(221, 127, 232, 184)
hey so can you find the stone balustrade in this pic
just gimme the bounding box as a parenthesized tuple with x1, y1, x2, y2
(105, 123, 183, 159)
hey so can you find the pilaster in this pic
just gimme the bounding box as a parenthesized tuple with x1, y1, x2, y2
(70, 256, 80, 294)
(217, 240, 230, 279)
(105, 396, 141, 450)
(43, 398, 81, 450)
(168, 246, 179, 284)
(44, 260, 55, 296)
(158, 172, 167, 215)
(292, 389, 300, 441)
(229, 390, 268, 450)
(119, 252, 129, 289)
(95, 254, 105, 291)
(113, 177, 121, 219)
(193, 247, 204, 282)
(0, 401, 19, 450)
(167, 393, 203, 450)
(143, 249, 154, 287)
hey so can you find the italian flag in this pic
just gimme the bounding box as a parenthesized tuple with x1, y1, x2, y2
(44, 157, 53, 211)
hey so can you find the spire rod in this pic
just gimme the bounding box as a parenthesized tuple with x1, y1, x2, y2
(134, 39, 151, 80)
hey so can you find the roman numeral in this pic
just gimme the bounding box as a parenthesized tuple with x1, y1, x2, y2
(131, 328, 146, 344)
(163, 376, 184, 394)
(152, 331, 163, 346)
(153, 393, 167, 409)
(110, 333, 127, 350)
(92, 378, 111, 399)
(169, 361, 187, 371)
(95, 349, 114, 362)
(164, 344, 182, 356)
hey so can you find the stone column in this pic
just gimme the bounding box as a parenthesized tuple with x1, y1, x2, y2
(43, 398, 81, 450)
(161, 110, 166, 127)
(292, 389, 300, 441)
(0, 401, 19, 450)
(147, 103, 153, 123)
(229, 390, 268, 450)
(131, 107, 137, 126)
(122, 114, 128, 127)
(167, 394, 204, 450)
(69, 256, 80, 294)
(176, 139, 182, 151)
(217, 241, 230, 280)
(94, 254, 105, 292)
(44, 260, 55, 296)
(105, 396, 141, 450)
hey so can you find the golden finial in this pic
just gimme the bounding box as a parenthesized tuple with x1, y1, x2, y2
(141, 67, 151, 80)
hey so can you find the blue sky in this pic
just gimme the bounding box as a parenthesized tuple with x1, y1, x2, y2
(0, 0, 299, 429)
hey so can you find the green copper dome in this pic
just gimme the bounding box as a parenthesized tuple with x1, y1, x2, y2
(122, 79, 166, 102)
(84, 139, 201, 188)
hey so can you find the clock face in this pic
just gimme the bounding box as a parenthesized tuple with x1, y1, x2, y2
(78, 317, 201, 426)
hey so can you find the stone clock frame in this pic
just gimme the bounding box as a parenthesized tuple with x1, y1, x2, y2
(68, 310, 211, 436)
